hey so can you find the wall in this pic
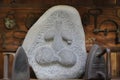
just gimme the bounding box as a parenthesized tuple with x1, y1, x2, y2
(0, 0, 120, 79)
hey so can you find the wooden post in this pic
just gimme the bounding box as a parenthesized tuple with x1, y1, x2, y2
(3, 53, 9, 80)
(3, 52, 15, 80)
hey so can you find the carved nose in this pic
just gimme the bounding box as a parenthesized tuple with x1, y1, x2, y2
(52, 34, 65, 52)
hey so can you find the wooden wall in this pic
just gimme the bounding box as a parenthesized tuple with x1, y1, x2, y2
(0, 0, 120, 79)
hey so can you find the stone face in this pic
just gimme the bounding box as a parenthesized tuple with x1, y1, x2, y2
(22, 5, 87, 79)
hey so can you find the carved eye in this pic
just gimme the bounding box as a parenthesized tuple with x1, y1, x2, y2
(62, 37, 72, 45)
(44, 30, 55, 42)
(61, 30, 73, 45)
(67, 40, 72, 45)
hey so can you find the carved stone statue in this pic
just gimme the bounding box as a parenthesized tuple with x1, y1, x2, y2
(22, 5, 87, 79)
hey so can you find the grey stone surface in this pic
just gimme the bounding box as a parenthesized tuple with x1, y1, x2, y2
(22, 5, 87, 79)
(11, 47, 30, 80)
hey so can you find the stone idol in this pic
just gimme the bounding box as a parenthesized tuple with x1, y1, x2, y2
(22, 5, 87, 79)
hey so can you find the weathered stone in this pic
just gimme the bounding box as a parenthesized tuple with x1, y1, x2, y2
(22, 5, 87, 79)
(11, 47, 30, 80)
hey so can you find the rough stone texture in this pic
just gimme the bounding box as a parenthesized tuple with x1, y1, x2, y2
(22, 5, 87, 79)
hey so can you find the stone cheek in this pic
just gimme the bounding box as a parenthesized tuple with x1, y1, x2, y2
(34, 46, 77, 67)
(35, 46, 58, 65)
(58, 48, 76, 67)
